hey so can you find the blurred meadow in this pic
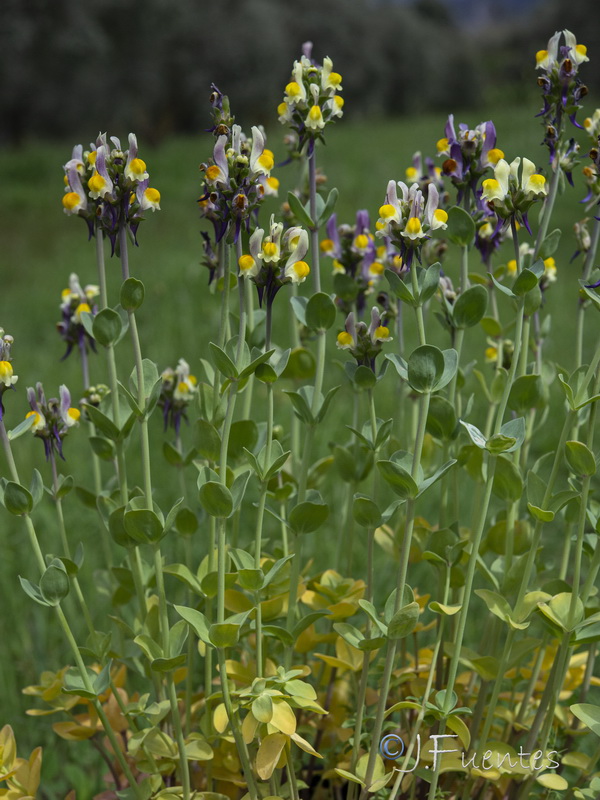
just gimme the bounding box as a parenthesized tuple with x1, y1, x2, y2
(1, 0, 600, 796)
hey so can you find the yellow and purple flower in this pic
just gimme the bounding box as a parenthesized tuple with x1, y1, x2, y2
(159, 359, 198, 433)
(26, 383, 80, 460)
(278, 43, 344, 151)
(481, 156, 547, 232)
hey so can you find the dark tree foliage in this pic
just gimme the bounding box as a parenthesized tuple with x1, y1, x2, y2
(0, 0, 483, 145)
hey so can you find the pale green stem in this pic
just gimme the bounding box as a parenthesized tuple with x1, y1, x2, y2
(95, 227, 146, 618)
(218, 648, 259, 800)
(285, 739, 301, 800)
(411, 268, 426, 346)
(242, 275, 256, 418)
(519, 316, 530, 375)
(533, 156, 561, 258)
(308, 144, 321, 294)
(359, 389, 430, 799)
(213, 238, 230, 418)
(50, 453, 95, 636)
(575, 217, 600, 368)
(210, 296, 257, 795)
(514, 634, 548, 728)
(460, 244, 470, 291)
(478, 628, 516, 750)
(252, 300, 274, 678)
(79, 338, 107, 563)
(284, 308, 328, 666)
(153, 544, 190, 799)
(175, 429, 194, 738)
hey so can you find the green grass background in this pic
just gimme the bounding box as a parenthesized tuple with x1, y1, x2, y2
(0, 99, 599, 796)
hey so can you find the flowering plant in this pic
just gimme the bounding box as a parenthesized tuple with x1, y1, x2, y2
(2, 31, 600, 800)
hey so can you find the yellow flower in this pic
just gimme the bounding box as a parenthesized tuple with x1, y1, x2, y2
(402, 217, 424, 240)
(238, 254, 259, 279)
(431, 208, 448, 229)
(306, 105, 325, 131)
(320, 238, 335, 254)
(506, 259, 518, 275)
(485, 346, 498, 363)
(486, 148, 505, 166)
(262, 242, 279, 262)
(141, 187, 161, 211)
(64, 407, 81, 427)
(543, 256, 557, 283)
(368, 261, 385, 277)
(336, 332, 353, 349)
(482, 178, 505, 202)
(74, 302, 91, 323)
(26, 410, 46, 432)
(0, 360, 18, 388)
(88, 173, 107, 196)
(264, 176, 279, 196)
(285, 260, 310, 284)
(374, 325, 391, 342)
(62, 192, 83, 212)
(353, 234, 370, 251)
(285, 81, 303, 101)
(125, 156, 149, 183)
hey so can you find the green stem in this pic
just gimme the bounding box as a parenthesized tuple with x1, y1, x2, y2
(411, 268, 426, 346)
(460, 244, 470, 291)
(95, 227, 146, 619)
(478, 628, 516, 750)
(359, 389, 430, 798)
(514, 634, 548, 729)
(575, 217, 600, 367)
(153, 544, 190, 799)
(50, 453, 95, 636)
(533, 155, 561, 258)
(308, 144, 321, 294)
(389, 566, 450, 794)
(285, 739, 300, 800)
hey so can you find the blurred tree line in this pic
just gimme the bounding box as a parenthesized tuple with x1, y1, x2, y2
(0, 0, 598, 146)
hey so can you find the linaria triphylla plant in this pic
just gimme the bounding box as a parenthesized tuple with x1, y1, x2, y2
(2, 32, 600, 800)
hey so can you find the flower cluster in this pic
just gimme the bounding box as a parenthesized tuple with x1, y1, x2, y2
(238, 215, 310, 306)
(474, 200, 508, 267)
(62, 133, 160, 250)
(57, 273, 99, 360)
(481, 157, 547, 232)
(199, 108, 277, 242)
(25, 384, 80, 460)
(582, 112, 600, 205)
(278, 42, 344, 150)
(436, 117, 504, 203)
(336, 307, 392, 370)
(536, 30, 589, 163)
(159, 359, 198, 434)
(0, 330, 18, 421)
(320, 211, 390, 316)
(375, 179, 448, 268)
